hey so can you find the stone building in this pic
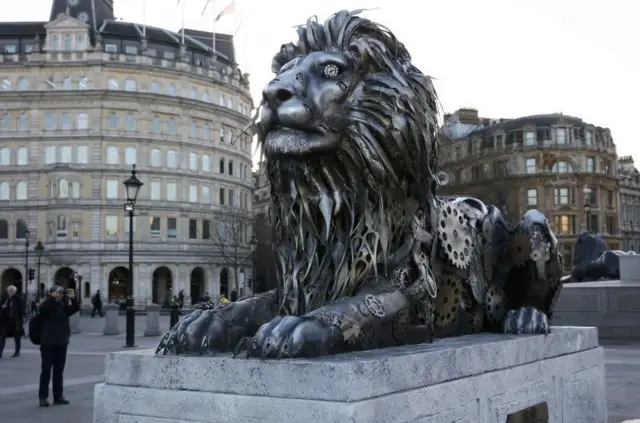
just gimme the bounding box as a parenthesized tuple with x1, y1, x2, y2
(618, 156, 640, 251)
(252, 161, 271, 217)
(0, 0, 255, 306)
(439, 108, 621, 268)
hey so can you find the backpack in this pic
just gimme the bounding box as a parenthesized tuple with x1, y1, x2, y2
(29, 314, 43, 345)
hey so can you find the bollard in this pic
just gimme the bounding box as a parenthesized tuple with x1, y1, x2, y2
(144, 303, 162, 337)
(169, 302, 180, 329)
(103, 303, 121, 335)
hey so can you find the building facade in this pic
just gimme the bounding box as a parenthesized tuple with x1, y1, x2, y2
(618, 156, 640, 251)
(0, 0, 255, 306)
(440, 108, 621, 268)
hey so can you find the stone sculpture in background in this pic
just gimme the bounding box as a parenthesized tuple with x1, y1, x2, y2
(156, 9, 564, 359)
(566, 231, 636, 282)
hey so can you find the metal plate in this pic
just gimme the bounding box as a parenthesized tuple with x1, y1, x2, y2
(506, 402, 549, 423)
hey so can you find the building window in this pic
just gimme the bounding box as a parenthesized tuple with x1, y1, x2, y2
(202, 220, 211, 239)
(190, 88, 197, 99)
(72, 182, 80, 198)
(150, 181, 161, 200)
(554, 215, 572, 234)
(17, 77, 29, 91)
(167, 217, 177, 239)
(150, 149, 161, 167)
(219, 94, 224, 106)
(125, 45, 138, 55)
(17, 113, 28, 131)
(202, 155, 211, 172)
(527, 189, 537, 206)
(190, 121, 198, 138)
(203, 91, 211, 103)
(168, 119, 176, 134)
(202, 186, 211, 203)
(45, 113, 56, 130)
(0, 182, 8, 199)
(16, 181, 28, 200)
(228, 189, 234, 207)
(219, 128, 224, 143)
(57, 179, 69, 198)
(108, 112, 118, 129)
(63, 34, 72, 51)
(108, 78, 119, 90)
(105, 43, 117, 53)
(189, 219, 198, 239)
(62, 77, 72, 90)
(587, 157, 595, 173)
(106, 146, 119, 164)
(585, 131, 593, 146)
(149, 217, 161, 238)
(189, 153, 198, 171)
(189, 184, 197, 202)
(124, 78, 137, 92)
(125, 114, 136, 131)
(152, 116, 161, 133)
(16, 219, 28, 239)
(124, 215, 136, 236)
(1, 78, 11, 90)
(228, 161, 233, 176)
(78, 76, 88, 89)
(124, 147, 136, 165)
(77, 112, 88, 129)
(17, 147, 28, 166)
(219, 188, 225, 205)
(105, 215, 118, 238)
(556, 128, 566, 144)
(46, 76, 56, 90)
(552, 161, 572, 173)
(77, 145, 88, 164)
(525, 158, 536, 174)
(219, 158, 225, 173)
(166, 182, 177, 201)
(167, 84, 177, 96)
(151, 81, 161, 94)
(589, 214, 598, 233)
(227, 98, 233, 109)
(203, 123, 211, 139)
(45, 146, 56, 164)
(61, 112, 72, 130)
(57, 215, 67, 238)
(61, 146, 72, 163)
(167, 150, 177, 168)
(106, 179, 119, 199)
(554, 188, 570, 205)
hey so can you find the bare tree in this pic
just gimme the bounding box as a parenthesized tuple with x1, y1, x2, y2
(253, 212, 278, 293)
(209, 209, 254, 297)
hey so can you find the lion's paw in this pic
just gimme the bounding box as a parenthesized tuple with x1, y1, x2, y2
(242, 315, 343, 359)
(502, 306, 550, 335)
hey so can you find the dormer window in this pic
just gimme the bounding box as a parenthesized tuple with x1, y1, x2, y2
(105, 44, 117, 53)
(125, 45, 138, 55)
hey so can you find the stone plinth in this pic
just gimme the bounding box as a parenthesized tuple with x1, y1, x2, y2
(144, 304, 162, 337)
(93, 327, 606, 423)
(620, 255, 640, 282)
(554, 281, 640, 339)
(102, 303, 120, 336)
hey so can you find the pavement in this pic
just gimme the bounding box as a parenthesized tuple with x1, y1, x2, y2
(0, 316, 638, 423)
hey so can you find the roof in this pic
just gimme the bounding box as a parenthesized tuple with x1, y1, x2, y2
(0, 22, 46, 38)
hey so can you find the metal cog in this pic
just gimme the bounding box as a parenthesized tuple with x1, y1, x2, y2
(392, 309, 411, 341)
(437, 201, 474, 269)
(509, 230, 531, 267)
(434, 272, 462, 330)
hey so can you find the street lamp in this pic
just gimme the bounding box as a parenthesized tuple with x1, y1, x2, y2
(34, 240, 45, 299)
(583, 187, 592, 233)
(123, 164, 143, 348)
(24, 229, 30, 298)
(249, 235, 258, 296)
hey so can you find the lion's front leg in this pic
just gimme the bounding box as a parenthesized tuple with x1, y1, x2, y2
(246, 278, 417, 359)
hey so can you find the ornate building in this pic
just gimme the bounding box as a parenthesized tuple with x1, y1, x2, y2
(0, 0, 254, 306)
(439, 108, 621, 268)
(618, 156, 640, 251)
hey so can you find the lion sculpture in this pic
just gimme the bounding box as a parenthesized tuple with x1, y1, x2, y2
(156, 10, 563, 359)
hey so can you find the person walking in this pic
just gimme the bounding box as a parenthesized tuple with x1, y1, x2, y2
(0, 285, 24, 358)
(91, 289, 103, 318)
(37, 285, 79, 407)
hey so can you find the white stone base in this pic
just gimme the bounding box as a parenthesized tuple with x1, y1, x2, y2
(93, 327, 606, 423)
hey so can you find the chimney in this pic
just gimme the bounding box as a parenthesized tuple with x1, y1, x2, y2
(455, 108, 479, 124)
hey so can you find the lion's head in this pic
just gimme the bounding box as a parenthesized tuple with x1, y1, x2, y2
(257, 10, 440, 315)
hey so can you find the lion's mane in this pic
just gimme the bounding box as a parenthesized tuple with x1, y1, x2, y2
(258, 10, 441, 316)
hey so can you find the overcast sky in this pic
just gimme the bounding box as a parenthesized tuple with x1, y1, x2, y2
(7, 0, 640, 160)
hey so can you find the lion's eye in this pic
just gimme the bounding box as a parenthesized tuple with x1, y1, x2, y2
(323, 64, 340, 79)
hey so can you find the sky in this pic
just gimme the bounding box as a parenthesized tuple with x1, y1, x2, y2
(6, 0, 640, 160)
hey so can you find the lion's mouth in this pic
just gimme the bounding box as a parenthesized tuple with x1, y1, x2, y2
(264, 126, 338, 158)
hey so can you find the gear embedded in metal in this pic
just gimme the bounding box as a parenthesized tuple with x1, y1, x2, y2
(509, 230, 532, 267)
(392, 309, 410, 341)
(437, 201, 474, 269)
(433, 272, 462, 330)
(363, 294, 385, 318)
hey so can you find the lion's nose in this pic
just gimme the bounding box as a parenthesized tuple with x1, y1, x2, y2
(262, 80, 295, 107)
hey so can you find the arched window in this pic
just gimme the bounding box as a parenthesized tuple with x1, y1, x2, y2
(168, 119, 176, 134)
(150, 149, 161, 167)
(152, 116, 161, 133)
(106, 146, 119, 164)
(62, 77, 72, 90)
(16, 219, 28, 239)
(219, 158, 225, 173)
(58, 179, 69, 198)
(108, 113, 118, 129)
(0, 148, 9, 165)
(228, 160, 234, 176)
(166, 150, 177, 168)
(124, 78, 136, 92)
(107, 78, 119, 90)
(16, 181, 28, 200)
(218, 129, 224, 143)
(17, 77, 29, 91)
(125, 147, 136, 165)
(56, 215, 67, 238)
(0, 219, 8, 239)
(552, 161, 573, 173)
(125, 114, 136, 131)
(167, 83, 176, 96)
(76, 112, 88, 130)
(17, 113, 28, 131)
(17, 147, 28, 165)
(151, 81, 161, 94)
(63, 34, 72, 51)
(0, 181, 9, 199)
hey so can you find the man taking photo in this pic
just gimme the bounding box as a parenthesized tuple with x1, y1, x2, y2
(37, 285, 79, 407)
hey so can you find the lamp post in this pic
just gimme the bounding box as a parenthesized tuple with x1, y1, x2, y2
(249, 235, 258, 296)
(123, 165, 143, 348)
(24, 229, 30, 298)
(583, 186, 592, 233)
(34, 240, 45, 299)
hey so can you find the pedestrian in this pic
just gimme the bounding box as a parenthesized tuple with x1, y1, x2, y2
(0, 285, 24, 358)
(37, 285, 79, 407)
(178, 289, 184, 309)
(91, 289, 103, 318)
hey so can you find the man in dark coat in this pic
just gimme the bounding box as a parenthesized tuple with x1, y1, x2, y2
(0, 284, 24, 358)
(37, 285, 79, 407)
(91, 289, 103, 318)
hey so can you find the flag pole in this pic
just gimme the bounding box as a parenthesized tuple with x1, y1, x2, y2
(181, 0, 186, 44)
(142, 0, 146, 37)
